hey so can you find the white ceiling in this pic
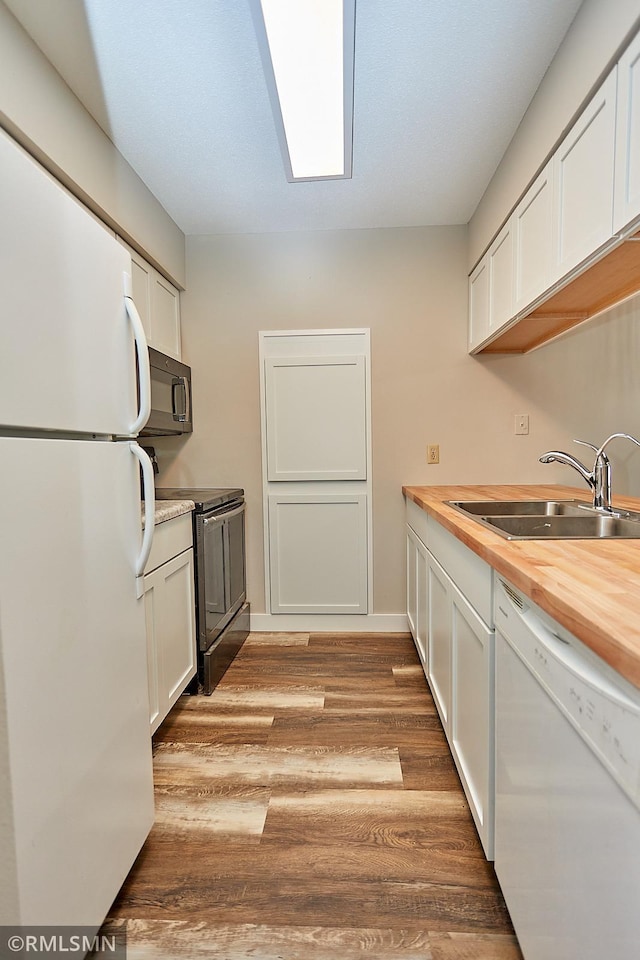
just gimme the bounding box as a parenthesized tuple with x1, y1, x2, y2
(6, 0, 584, 236)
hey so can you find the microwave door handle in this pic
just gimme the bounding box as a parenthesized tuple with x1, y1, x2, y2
(183, 375, 191, 425)
(171, 377, 188, 422)
(123, 274, 151, 435)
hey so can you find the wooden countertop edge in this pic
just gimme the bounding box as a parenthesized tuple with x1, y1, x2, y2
(403, 484, 640, 690)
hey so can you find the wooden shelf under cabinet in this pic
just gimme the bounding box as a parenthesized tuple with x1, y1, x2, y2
(480, 230, 640, 354)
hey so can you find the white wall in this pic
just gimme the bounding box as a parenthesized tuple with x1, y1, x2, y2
(155, 227, 640, 616)
(0, 1, 185, 286)
(469, 0, 640, 267)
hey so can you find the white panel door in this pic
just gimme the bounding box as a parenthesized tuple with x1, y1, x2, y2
(265, 356, 367, 480)
(145, 548, 197, 735)
(553, 69, 617, 281)
(468, 254, 490, 350)
(450, 585, 494, 858)
(614, 31, 640, 234)
(152, 273, 182, 360)
(0, 437, 154, 925)
(488, 220, 514, 334)
(406, 527, 418, 639)
(269, 494, 368, 613)
(427, 552, 452, 732)
(0, 129, 137, 436)
(513, 161, 553, 314)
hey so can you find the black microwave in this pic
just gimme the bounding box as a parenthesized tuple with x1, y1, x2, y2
(140, 347, 193, 437)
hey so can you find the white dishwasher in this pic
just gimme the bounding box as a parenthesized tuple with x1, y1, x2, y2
(494, 576, 640, 960)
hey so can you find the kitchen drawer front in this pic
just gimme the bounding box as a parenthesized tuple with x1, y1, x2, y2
(145, 512, 192, 574)
(426, 516, 493, 627)
(406, 497, 429, 546)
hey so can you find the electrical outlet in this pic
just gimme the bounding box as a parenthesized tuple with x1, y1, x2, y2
(515, 414, 529, 435)
(427, 444, 440, 464)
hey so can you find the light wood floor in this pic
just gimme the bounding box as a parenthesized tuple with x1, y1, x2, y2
(103, 632, 522, 959)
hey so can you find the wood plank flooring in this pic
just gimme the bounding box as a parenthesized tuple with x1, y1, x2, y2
(102, 632, 522, 959)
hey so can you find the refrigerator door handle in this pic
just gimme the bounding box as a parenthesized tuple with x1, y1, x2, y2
(130, 442, 155, 598)
(123, 274, 151, 436)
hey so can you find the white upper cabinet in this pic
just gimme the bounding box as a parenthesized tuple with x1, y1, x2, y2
(614, 30, 640, 234)
(124, 242, 183, 360)
(468, 221, 514, 351)
(468, 255, 490, 351)
(487, 220, 514, 333)
(512, 161, 553, 315)
(552, 69, 617, 282)
(152, 273, 182, 360)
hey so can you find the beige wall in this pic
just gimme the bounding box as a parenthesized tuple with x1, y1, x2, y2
(154, 227, 640, 615)
(0, 1, 185, 286)
(469, 0, 640, 268)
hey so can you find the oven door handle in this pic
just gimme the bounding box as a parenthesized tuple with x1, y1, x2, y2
(202, 503, 245, 525)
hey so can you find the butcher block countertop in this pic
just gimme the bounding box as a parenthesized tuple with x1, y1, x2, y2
(403, 484, 640, 690)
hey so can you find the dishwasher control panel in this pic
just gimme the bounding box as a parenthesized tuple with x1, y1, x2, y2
(495, 577, 640, 809)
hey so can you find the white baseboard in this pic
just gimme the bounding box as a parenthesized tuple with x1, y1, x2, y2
(249, 612, 410, 633)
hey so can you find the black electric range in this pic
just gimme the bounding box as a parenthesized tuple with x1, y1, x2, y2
(155, 487, 249, 693)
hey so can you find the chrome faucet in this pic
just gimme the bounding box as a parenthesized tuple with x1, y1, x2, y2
(539, 433, 640, 512)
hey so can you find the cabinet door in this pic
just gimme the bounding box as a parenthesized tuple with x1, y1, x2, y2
(451, 584, 494, 858)
(513, 161, 553, 314)
(468, 254, 490, 351)
(269, 494, 368, 613)
(415, 536, 428, 669)
(122, 241, 182, 359)
(488, 220, 514, 334)
(152, 273, 182, 360)
(427, 552, 452, 733)
(144, 548, 196, 734)
(553, 69, 617, 281)
(406, 527, 418, 640)
(614, 32, 640, 234)
(129, 246, 153, 345)
(265, 356, 367, 480)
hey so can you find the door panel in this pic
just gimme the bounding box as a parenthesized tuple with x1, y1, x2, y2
(265, 356, 367, 480)
(269, 494, 368, 613)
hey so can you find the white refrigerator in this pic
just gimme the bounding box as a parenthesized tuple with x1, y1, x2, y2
(0, 128, 156, 924)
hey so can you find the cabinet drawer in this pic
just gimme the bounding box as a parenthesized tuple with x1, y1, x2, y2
(406, 497, 429, 545)
(145, 512, 192, 574)
(427, 516, 492, 626)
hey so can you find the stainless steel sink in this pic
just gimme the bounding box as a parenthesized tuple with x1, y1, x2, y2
(445, 499, 640, 539)
(485, 514, 640, 539)
(448, 499, 592, 517)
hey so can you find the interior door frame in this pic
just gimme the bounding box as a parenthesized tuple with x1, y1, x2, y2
(259, 328, 373, 617)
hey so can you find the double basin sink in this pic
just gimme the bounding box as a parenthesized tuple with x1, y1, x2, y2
(446, 499, 640, 539)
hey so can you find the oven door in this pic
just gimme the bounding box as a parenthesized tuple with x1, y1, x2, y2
(196, 501, 246, 652)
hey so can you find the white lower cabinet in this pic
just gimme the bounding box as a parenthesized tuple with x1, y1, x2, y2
(406, 523, 428, 666)
(405, 500, 494, 858)
(427, 551, 451, 729)
(144, 514, 197, 734)
(450, 585, 494, 853)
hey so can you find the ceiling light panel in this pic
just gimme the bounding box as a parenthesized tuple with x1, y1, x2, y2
(251, 0, 355, 182)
